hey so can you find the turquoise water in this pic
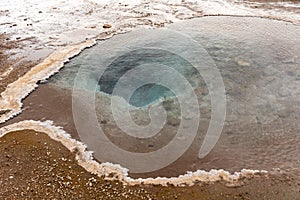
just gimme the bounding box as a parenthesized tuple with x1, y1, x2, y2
(97, 48, 198, 107)
(49, 43, 202, 108)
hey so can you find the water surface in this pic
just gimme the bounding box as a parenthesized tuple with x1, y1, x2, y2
(37, 16, 300, 177)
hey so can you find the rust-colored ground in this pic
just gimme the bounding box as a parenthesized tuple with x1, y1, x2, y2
(0, 130, 299, 200)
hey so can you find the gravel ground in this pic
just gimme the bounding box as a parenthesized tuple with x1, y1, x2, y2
(0, 129, 299, 200)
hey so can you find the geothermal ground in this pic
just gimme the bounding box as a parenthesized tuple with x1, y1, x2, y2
(1, 0, 300, 199)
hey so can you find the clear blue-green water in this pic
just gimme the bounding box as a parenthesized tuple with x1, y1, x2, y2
(49, 40, 202, 108)
(97, 48, 198, 107)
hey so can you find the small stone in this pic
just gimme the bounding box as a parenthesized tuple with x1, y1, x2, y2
(237, 59, 250, 67)
(5, 154, 12, 158)
(103, 23, 112, 29)
(100, 120, 107, 124)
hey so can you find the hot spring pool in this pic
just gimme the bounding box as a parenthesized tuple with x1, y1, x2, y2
(42, 16, 300, 177)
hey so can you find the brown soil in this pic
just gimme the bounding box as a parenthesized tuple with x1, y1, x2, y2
(0, 129, 299, 200)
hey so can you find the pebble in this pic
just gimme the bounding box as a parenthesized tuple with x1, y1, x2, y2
(103, 23, 112, 28)
(237, 59, 250, 67)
